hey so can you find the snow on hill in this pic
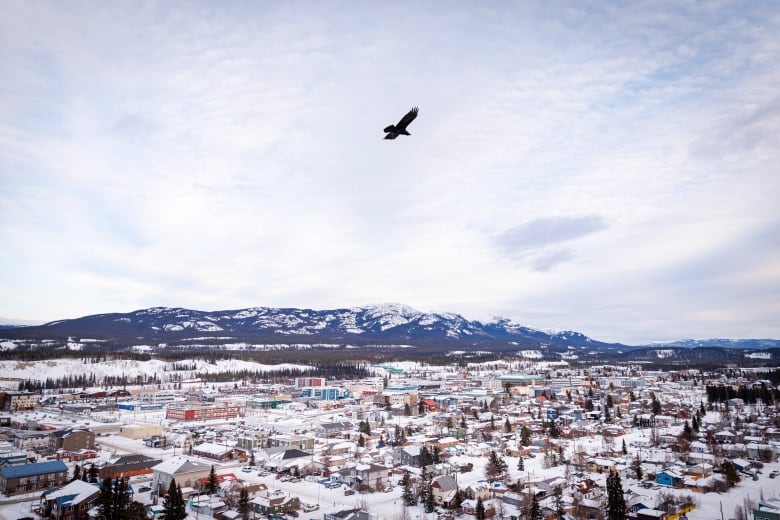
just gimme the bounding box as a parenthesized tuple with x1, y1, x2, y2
(0, 358, 311, 384)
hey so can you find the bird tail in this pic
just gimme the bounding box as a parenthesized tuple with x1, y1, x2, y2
(399, 130, 411, 136)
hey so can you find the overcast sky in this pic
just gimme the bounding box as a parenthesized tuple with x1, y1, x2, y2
(2, 1, 779, 344)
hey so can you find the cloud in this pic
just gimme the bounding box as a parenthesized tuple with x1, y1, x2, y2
(495, 215, 608, 262)
(1, 2, 779, 343)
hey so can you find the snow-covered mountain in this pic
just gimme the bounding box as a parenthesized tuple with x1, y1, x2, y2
(2, 304, 609, 350)
(3, 304, 778, 361)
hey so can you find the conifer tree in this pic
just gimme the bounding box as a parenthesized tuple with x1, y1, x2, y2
(720, 460, 740, 488)
(425, 481, 436, 511)
(72, 464, 81, 482)
(504, 417, 512, 433)
(97, 477, 114, 520)
(517, 456, 524, 472)
(606, 468, 626, 520)
(401, 472, 416, 506)
(476, 497, 486, 520)
(162, 479, 187, 520)
(529, 493, 542, 520)
(520, 426, 531, 446)
(552, 486, 565, 519)
(206, 465, 219, 495)
(622, 439, 627, 455)
(238, 488, 251, 520)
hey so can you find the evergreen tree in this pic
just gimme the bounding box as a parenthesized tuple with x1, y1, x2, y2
(113, 477, 131, 518)
(249, 452, 256, 467)
(720, 460, 740, 488)
(72, 464, 81, 482)
(504, 417, 512, 433)
(425, 481, 436, 511)
(460, 415, 467, 428)
(476, 497, 486, 520)
(88, 463, 99, 483)
(552, 486, 565, 519)
(606, 469, 626, 520)
(358, 435, 365, 448)
(401, 472, 416, 506)
(206, 465, 219, 495)
(238, 488, 251, 520)
(520, 426, 531, 446)
(622, 439, 627, 455)
(452, 489, 464, 510)
(97, 477, 114, 520)
(604, 405, 611, 422)
(485, 450, 507, 482)
(517, 456, 524, 472)
(125, 501, 149, 520)
(162, 479, 187, 520)
(529, 493, 542, 520)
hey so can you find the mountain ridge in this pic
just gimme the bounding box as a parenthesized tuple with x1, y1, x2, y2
(2, 304, 778, 362)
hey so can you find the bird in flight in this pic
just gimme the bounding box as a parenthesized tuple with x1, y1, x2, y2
(384, 107, 418, 139)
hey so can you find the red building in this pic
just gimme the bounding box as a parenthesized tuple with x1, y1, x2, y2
(166, 403, 243, 421)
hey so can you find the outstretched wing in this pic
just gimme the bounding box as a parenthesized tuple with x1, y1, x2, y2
(395, 107, 418, 131)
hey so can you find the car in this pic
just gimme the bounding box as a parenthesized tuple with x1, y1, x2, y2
(241, 466, 253, 473)
(287, 511, 299, 517)
(344, 489, 355, 496)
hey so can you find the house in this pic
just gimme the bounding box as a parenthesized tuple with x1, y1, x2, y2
(192, 442, 243, 462)
(431, 474, 459, 507)
(316, 421, 354, 438)
(462, 498, 496, 517)
(655, 468, 684, 488)
(151, 456, 213, 494)
(636, 509, 667, 520)
(0, 460, 68, 496)
(343, 463, 389, 491)
(399, 446, 422, 467)
(190, 495, 228, 517)
(100, 454, 162, 480)
(714, 431, 736, 444)
(249, 488, 300, 515)
(263, 447, 313, 473)
(754, 497, 780, 520)
(49, 429, 96, 453)
(38, 479, 100, 520)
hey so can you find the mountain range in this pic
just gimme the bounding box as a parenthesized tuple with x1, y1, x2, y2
(2, 304, 778, 363)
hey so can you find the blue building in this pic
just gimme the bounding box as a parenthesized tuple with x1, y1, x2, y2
(299, 387, 349, 400)
(655, 468, 683, 487)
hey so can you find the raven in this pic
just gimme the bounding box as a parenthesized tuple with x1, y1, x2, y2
(383, 107, 418, 139)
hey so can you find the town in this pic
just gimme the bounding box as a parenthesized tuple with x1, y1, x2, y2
(1, 358, 779, 520)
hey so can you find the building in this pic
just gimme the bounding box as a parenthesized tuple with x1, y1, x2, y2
(342, 463, 389, 491)
(49, 429, 96, 453)
(165, 403, 243, 421)
(754, 498, 780, 520)
(117, 423, 163, 440)
(0, 460, 68, 496)
(295, 377, 325, 388)
(151, 456, 213, 494)
(192, 442, 245, 462)
(100, 454, 162, 480)
(38, 479, 100, 520)
(299, 387, 350, 400)
(249, 488, 300, 516)
(13, 430, 50, 451)
(0, 391, 38, 411)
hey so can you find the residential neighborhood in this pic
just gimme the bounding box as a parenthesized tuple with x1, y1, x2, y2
(1, 360, 779, 520)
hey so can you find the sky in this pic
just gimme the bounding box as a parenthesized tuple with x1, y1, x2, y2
(1, 1, 779, 345)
